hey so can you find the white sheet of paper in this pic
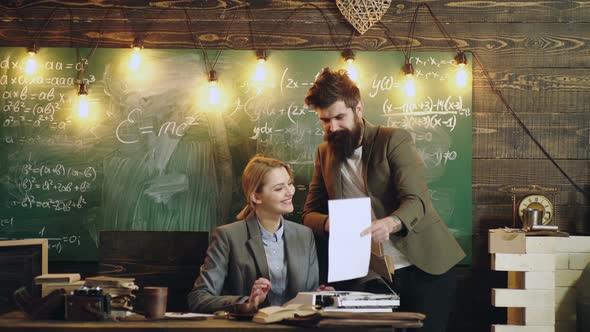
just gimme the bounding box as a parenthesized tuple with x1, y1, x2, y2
(327, 197, 371, 283)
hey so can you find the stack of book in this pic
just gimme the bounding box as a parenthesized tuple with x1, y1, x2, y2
(84, 276, 138, 312)
(34, 273, 84, 297)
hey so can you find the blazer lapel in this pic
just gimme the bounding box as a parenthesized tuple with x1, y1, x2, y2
(284, 222, 303, 299)
(360, 120, 386, 257)
(245, 216, 270, 279)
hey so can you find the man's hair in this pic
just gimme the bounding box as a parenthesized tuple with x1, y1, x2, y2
(304, 68, 360, 110)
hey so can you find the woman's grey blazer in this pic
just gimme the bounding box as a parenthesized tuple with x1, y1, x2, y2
(187, 215, 319, 313)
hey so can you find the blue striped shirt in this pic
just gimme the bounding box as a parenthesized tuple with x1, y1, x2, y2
(257, 219, 287, 306)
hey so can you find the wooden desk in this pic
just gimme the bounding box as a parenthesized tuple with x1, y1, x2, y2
(0, 311, 418, 331)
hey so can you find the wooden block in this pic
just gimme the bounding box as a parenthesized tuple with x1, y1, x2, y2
(508, 271, 554, 290)
(568, 253, 590, 270)
(525, 271, 555, 289)
(555, 253, 569, 269)
(555, 270, 583, 287)
(556, 300, 576, 321)
(556, 236, 590, 253)
(489, 229, 526, 254)
(508, 271, 525, 289)
(508, 307, 555, 326)
(522, 307, 555, 326)
(525, 236, 555, 253)
(555, 287, 576, 305)
(492, 253, 555, 272)
(492, 288, 554, 308)
(507, 307, 524, 325)
(492, 325, 553, 332)
(555, 320, 577, 332)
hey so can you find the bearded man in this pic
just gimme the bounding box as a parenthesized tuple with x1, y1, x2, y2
(302, 68, 465, 332)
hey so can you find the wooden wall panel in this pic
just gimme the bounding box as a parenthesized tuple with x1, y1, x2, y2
(2, 1, 590, 24)
(1, 21, 589, 67)
(473, 112, 590, 159)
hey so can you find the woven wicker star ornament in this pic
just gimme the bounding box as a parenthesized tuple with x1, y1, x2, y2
(336, 0, 392, 35)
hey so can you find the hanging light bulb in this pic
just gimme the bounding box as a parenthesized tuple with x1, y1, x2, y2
(254, 49, 267, 82)
(342, 49, 358, 83)
(25, 44, 38, 75)
(208, 70, 220, 105)
(402, 62, 416, 97)
(77, 83, 90, 119)
(454, 52, 468, 88)
(129, 38, 143, 71)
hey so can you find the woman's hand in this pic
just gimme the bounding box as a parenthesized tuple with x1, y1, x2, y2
(316, 284, 335, 292)
(248, 278, 272, 307)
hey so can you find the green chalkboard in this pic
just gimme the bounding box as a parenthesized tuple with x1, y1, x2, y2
(0, 48, 472, 262)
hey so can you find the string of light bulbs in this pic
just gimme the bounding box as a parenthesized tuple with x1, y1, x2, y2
(246, 5, 268, 84)
(183, 7, 241, 106)
(74, 6, 114, 119)
(9, 3, 585, 199)
(121, 8, 165, 72)
(17, 6, 60, 75)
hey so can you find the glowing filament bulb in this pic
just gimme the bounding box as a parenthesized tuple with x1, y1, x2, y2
(254, 58, 267, 82)
(456, 64, 467, 87)
(209, 81, 220, 105)
(25, 52, 36, 75)
(402, 63, 416, 97)
(454, 52, 468, 88)
(346, 58, 359, 83)
(130, 47, 141, 71)
(404, 75, 416, 97)
(78, 94, 89, 118)
(76, 83, 90, 119)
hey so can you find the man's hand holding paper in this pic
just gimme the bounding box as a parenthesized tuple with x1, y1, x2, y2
(360, 216, 403, 243)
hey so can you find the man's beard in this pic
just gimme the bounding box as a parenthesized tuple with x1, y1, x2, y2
(325, 118, 363, 160)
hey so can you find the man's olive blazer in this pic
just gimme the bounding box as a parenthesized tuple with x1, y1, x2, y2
(187, 215, 319, 313)
(302, 120, 465, 276)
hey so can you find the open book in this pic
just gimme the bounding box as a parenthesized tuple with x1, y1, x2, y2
(252, 304, 317, 324)
(253, 304, 425, 327)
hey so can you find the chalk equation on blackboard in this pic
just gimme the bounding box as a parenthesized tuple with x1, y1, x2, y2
(8, 162, 96, 211)
(383, 96, 470, 115)
(386, 114, 458, 131)
(115, 108, 199, 144)
(0, 217, 14, 228)
(279, 67, 319, 96)
(13, 193, 87, 212)
(1, 81, 72, 133)
(20, 178, 92, 193)
(1, 56, 96, 78)
(21, 163, 97, 181)
(3, 134, 83, 146)
(418, 149, 458, 166)
(39, 227, 81, 254)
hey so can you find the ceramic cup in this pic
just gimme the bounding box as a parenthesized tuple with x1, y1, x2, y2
(143, 287, 168, 319)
